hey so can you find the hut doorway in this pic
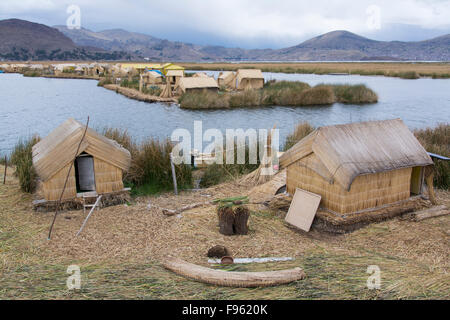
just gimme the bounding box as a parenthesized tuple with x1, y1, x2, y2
(410, 166, 424, 195)
(75, 153, 96, 192)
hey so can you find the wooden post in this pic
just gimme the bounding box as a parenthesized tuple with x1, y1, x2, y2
(426, 172, 437, 205)
(170, 154, 178, 195)
(3, 155, 6, 184)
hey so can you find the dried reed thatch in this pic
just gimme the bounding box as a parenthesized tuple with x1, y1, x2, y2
(279, 119, 434, 214)
(32, 119, 131, 201)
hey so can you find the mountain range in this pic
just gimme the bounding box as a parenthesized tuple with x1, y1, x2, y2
(1, 19, 449, 61)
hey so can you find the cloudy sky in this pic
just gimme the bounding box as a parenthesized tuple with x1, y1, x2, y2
(1, 0, 449, 48)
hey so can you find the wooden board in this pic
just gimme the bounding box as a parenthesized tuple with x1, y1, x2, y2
(285, 188, 321, 232)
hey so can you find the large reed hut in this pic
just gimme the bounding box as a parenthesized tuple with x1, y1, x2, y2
(175, 77, 219, 95)
(235, 69, 264, 90)
(279, 119, 433, 215)
(32, 119, 131, 201)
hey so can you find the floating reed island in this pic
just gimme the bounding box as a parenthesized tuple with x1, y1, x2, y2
(179, 81, 378, 109)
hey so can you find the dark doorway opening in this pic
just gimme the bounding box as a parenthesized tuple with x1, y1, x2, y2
(74, 152, 96, 193)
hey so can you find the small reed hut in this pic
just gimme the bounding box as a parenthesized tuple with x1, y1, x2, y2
(235, 69, 264, 90)
(32, 119, 131, 201)
(279, 119, 434, 214)
(175, 77, 219, 95)
(166, 69, 184, 86)
(218, 71, 236, 89)
(140, 71, 163, 92)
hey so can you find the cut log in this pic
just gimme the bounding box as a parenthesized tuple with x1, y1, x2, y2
(163, 258, 306, 288)
(234, 206, 250, 235)
(218, 206, 235, 235)
(217, 205, 249, 235)
(410, 205, 449, 221)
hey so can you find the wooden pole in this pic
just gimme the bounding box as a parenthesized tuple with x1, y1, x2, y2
(170, 154, 178, 195)
(76, 195, 103, 236)
(48, 116, 90, 240)
(3, 155, 7, 184)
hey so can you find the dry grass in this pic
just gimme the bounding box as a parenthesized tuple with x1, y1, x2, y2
(180, 62, 450, 79)
(1, 165, 449, 299)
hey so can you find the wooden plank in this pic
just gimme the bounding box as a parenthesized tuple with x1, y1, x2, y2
(410, 205, 449, 221)
(285, 188, 321, 232)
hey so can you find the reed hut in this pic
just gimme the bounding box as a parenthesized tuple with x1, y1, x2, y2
(279, 119, 433, 215)
(218, 71, 236, 89)
(166, 69, 184, 85)
(236, 69, 264, 90)
(192, 72, 208, 78)
(175, 77, 219, 95)
(32, 119, 131, 201)
(140, 71, 163, 91)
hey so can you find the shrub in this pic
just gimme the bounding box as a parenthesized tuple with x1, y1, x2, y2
(332, 84, 378, 103)
(229, 90, 262, 107)
(10, 136, 40, 193)
(414, 124, 449, 189)
(284, 122, 315, 151)
(262, 81, 311, 105)
(103, 128, 192, 194)
(299, 86, 335, 105)
(200, 144, 260, 188)
(179, 90, 230, 109)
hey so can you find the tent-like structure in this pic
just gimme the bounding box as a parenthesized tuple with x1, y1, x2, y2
(175, 77, 219, 95)
(32, 119, 131, 201)
(235, 69, 264, 90)
(279, 119, 433, 214)
(218, 71, 236, 89)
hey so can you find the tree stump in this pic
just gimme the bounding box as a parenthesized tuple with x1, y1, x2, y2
(218, 205, 250, 236)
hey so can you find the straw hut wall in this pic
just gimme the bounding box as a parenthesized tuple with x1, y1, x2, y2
(175, 77, 219, 95)
(32, 119, 131, 201)
(218, 71, 236, 89)
(236, 69, 264, 90)
(166, 69, 184, 85)
(279, 119, 434, 214)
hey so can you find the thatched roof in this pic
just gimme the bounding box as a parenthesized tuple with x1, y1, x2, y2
(166, 69, 184, 77)
(143, 71, 162, 79)
(32, 119, 131, 182)
(236, 69, 264, 81)
(177, 77, 218, 91)
(279, 119, 433, 191)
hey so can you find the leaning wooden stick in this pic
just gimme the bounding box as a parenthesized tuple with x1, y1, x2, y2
(47, 116, 90, 240)
(76, 195, 103, 236)
(3, 156, 6, 184)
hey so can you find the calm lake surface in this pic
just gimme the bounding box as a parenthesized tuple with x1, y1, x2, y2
(0, 72, 449, 154)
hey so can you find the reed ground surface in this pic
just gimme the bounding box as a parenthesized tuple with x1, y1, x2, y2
(1, 164, 449, 299)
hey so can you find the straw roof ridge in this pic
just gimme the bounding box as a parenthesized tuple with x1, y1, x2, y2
(177, 77, 219, 90)
(236, 69, 264, 80)
(32, 118, 131, 181)
(280, 119, 433, 190)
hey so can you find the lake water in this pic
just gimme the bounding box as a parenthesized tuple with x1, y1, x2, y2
(0, 72, 449, 155)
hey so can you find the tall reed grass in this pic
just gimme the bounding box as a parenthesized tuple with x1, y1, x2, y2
(283, 122, 315, 151)
(102, 128, 192, 194)
(179, 81, 377, 109)
(10, 136, 40, 193)
(414, 124, 449, 189)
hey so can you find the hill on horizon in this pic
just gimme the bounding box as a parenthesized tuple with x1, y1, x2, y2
(1, 19, 448, 61)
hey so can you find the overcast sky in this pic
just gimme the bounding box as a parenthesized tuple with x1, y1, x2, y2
(1, 0, 449, 48)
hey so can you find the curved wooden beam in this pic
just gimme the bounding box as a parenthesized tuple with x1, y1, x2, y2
(163, 258, 306, 288)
